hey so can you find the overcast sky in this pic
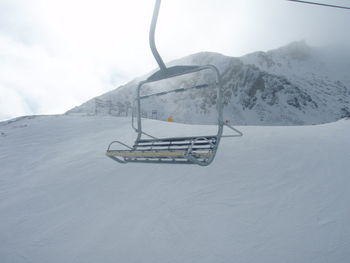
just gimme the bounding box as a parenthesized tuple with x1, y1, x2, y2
(0, 0, 349, 121)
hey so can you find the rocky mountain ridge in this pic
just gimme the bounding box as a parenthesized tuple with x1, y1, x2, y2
(67, 41, 350, 125)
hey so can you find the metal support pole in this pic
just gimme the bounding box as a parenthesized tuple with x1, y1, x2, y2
(150, 0, 167, 71)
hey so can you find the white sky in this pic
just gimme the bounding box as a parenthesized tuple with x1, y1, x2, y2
(0, 0, 349, 121)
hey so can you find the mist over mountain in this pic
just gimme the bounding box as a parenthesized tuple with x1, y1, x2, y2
(67, 42, 350, 125)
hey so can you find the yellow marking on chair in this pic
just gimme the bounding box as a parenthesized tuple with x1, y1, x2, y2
(106, 151, 211, 158)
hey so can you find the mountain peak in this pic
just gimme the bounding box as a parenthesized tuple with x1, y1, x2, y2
(269, 40, 312, 60)
(67, 42, 350, 125)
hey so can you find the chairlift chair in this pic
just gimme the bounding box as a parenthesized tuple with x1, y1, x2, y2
(106, 0, 242, 166)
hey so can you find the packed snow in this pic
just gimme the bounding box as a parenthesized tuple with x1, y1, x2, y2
(0, 115, 350, 263)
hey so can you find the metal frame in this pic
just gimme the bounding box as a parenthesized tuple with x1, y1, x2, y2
(134, 65, 223, 140)
(106, 0, 242, 166)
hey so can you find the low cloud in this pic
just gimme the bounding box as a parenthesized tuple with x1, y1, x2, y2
(1, 0, 349, 121)
(0, 36, 124, 121)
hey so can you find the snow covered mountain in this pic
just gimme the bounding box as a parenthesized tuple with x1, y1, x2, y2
(1, 115, 350, 262)
(67, 41, 350, 125)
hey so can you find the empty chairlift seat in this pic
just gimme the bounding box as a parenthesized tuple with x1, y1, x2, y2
(105, 0, 242, 166)
(106, 135, 218, 165)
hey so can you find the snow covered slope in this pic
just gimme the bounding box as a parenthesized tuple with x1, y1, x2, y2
(67, 42, 350, 125)
(1, 115, 350, 263)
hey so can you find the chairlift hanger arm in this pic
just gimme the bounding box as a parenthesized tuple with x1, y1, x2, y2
(150, 0, 167, 71)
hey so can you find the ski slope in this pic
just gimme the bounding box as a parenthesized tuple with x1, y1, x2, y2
(0, 115, 350, 263)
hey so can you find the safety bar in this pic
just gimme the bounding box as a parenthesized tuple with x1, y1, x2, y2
(135, 65, 223, 141)
(107, 141, 133, 151)
(140, 84, 209, 99)
(106, 141, 134, 164)
(222, 123, 243, 137)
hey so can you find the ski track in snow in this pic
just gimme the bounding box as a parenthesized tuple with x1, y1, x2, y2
(0, 115, 350, 263)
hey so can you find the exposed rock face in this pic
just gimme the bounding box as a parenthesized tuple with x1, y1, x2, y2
(67, 41, 350, 125)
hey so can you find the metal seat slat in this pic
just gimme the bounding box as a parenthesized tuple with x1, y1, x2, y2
(136, 136, 217, 144)
(134, 142, 215, 148)
(108, 148, 213, 153)
(106, 150, 212, 158)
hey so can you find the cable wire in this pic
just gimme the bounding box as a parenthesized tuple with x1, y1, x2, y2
(287, 0, 350, 10)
